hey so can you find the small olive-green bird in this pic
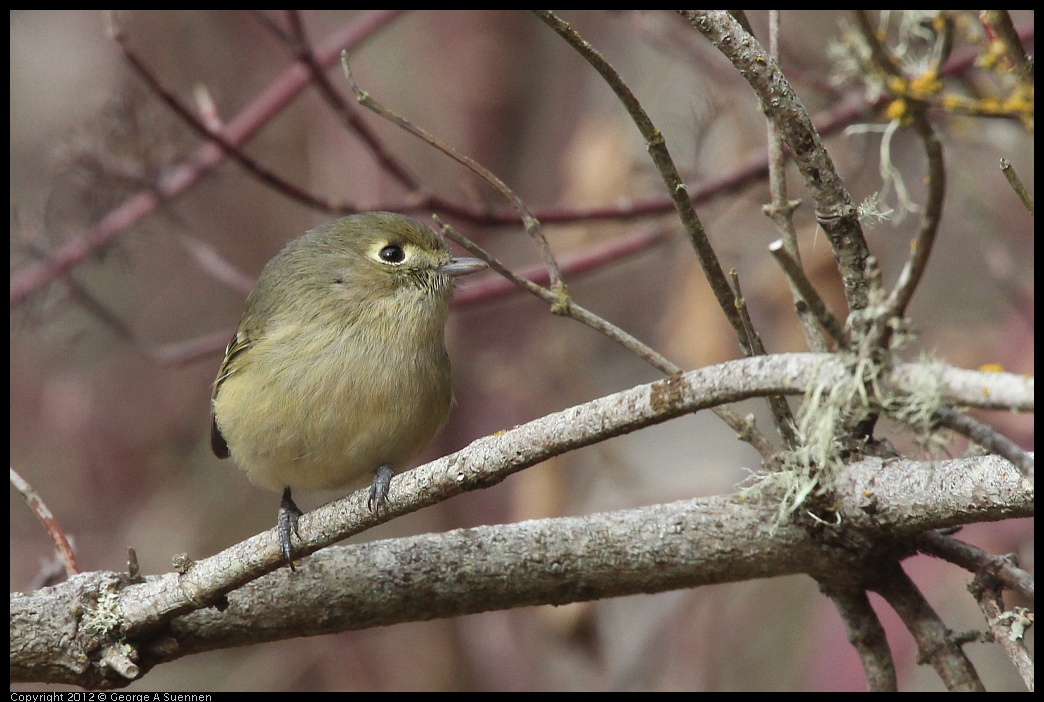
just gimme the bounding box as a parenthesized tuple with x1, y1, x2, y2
(211, 212, 486, 567)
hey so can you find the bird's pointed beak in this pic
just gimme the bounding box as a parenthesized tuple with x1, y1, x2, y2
(438, 257, 487, 278)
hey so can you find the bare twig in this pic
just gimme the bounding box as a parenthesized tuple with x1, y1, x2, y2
(151, 329, 240, 367)
(437, 218, 675, 374)
(820, 584, 897, 691)
(915, 531, 1033, 600)
(872, 561, 985, 691)
(882, 113, 945, 321)
(283, 10, 420, 190)
(171, 232, 256, 296)
(763, 11, 799, 264)
(728, 269, 797, 444)
(762, 11, 831, 355)
(10, 467, 79, 578)
(768, 240, 847, 348)
(1000, 159, 1034, 216)
(728, 270, 760, 358)
(933, 407, 1034, 478)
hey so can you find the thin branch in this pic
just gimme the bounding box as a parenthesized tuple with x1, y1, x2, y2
(768, 240, 847, 348)
(729, 269, 797, 444)
(915, 531, 1033, 600)
(820, 584, 897, 691)
(437, 218, 675, 375)
(282, 10, 420, 190)
(10, 468, 79, 577)
(454, 223, 670, 306)
(171, 231, 256, 296)
(728, 270, 760, 357)
(872, 561, 985, 691)
(1000, 158, 1034, 216)
(764, 10, 799, 263)
(150, 329, 239, 367)
(762, 11, 828, 354)
(532, 10, 753, 356)
(933, 407, 1034, 478)
(883, 112, 945, 321)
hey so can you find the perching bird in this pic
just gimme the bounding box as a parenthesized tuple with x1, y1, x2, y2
(211, 212, 486, 567)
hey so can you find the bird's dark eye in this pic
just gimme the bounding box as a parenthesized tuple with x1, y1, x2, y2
(378, 244, 406, 263)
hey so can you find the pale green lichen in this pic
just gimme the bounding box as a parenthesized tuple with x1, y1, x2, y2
(79, 586, 122, 638)
(747, 350, 950, 526)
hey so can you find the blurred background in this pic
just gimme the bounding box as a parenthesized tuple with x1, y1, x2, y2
(10, 10, 1033, 691)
